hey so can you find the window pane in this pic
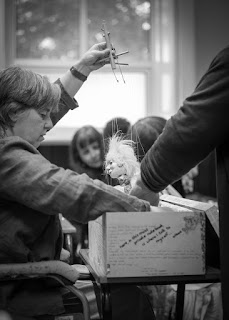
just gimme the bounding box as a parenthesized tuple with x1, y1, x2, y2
(88, 0, 151, 64)
(43, 72, 147, 142)
(16, 0, 80, 60)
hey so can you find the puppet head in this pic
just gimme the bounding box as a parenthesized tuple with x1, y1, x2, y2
(105, 133, 140, 186)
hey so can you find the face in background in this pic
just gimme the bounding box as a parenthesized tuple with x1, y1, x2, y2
(6, 108, 53, 148)
(77, 141, 103, 169)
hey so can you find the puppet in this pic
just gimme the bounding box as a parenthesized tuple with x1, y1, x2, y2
(99, 21, 129, 82)
(105, 133, 140, 194)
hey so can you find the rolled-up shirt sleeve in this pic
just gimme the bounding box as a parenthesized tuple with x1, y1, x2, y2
(51, 78, 79, 126)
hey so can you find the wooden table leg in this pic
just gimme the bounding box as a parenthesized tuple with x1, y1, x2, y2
(175, 283, 185, 320)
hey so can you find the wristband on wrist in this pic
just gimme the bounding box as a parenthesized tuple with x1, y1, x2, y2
(70, 66, 87, 82)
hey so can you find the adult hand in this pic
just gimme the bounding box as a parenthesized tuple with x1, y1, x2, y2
(130, 174, 159, 206)
(75, 42, 110, 75)
(60, 42, 110, 97)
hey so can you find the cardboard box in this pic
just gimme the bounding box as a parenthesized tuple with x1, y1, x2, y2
(160, 194, 219, 237)
(160, 194, 220, 268)
(88, 206, 205, 278)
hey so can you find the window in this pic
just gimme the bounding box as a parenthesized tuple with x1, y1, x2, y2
(87, 0, 151, 64)
(45, 71, 147, 143)
(5, 0, 178, 143)
(16, 0, 81, 61)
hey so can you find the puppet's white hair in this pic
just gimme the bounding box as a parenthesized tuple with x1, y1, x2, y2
(105, 134, 140, 179)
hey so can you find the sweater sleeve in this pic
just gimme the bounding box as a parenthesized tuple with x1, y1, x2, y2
(50, 78, 79, 126)
(0, 138, 151, 223)
(141, 46, 229, 192)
